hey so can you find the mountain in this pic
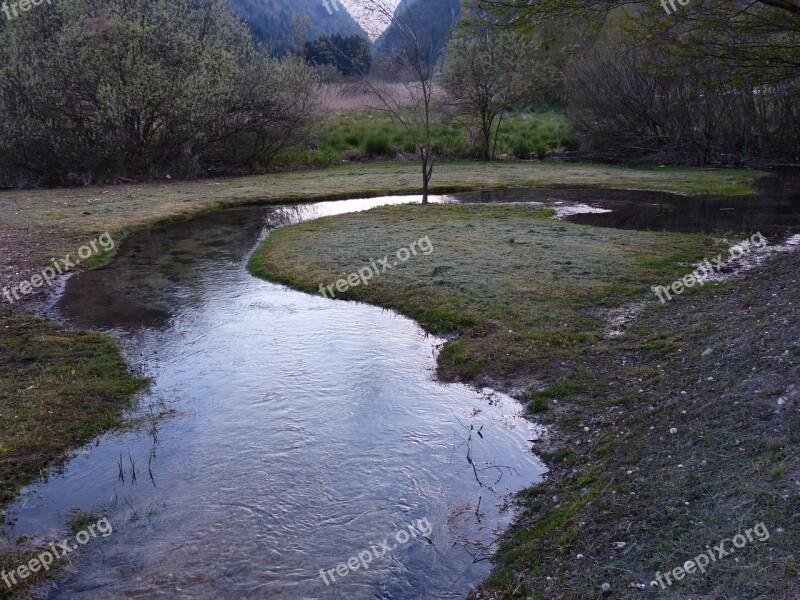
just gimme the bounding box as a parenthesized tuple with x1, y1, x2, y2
(229, 0, 367, 52)
(376, 0, 461, 61)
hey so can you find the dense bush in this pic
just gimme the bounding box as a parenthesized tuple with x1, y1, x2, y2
(0, 0, 319, 187)
(568, 40, 800, 165)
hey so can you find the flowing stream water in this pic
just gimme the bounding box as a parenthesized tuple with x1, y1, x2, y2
(5, 195, 546, 600)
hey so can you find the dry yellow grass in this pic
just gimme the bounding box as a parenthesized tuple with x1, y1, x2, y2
(317, 82, 446, 111)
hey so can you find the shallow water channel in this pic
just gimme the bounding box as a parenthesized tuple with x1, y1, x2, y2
(7, 195, 546, 599)
(5, 176, 800, 599)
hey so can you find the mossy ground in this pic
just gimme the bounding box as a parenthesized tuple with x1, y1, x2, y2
(475, 250, 799, 599)
(249, 203, 799, 598)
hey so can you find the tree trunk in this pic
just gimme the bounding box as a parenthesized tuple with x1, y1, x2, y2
(421, 149, 429, 204)
(420, 146, 434, 204)
(492, 111, 505, 161)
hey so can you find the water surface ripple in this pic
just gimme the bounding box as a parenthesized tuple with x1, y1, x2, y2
(6, 195, 545, 599)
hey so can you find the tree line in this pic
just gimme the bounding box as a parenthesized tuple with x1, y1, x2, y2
(0, 0, 318, 187)
(477, 0, 800, 164)
(1, 0, 796, 188)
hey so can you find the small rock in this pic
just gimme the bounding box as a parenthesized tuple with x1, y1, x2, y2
(670, 427, 678, 434)
(702, 347, 712, 357)
(778, 397, 786, 405)
(601, 582, 612, 594)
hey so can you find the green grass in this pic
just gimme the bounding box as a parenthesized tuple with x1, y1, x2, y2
(363, 132, 394, 156)
(297, 110, 576, 162)
(0, 314, 145, 509)
(248, 203, 721, 387)
(0, 161, 760, 302)
(0, 313, 144, 598)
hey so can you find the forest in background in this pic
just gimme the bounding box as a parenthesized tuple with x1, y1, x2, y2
(0, 0, 797, 189)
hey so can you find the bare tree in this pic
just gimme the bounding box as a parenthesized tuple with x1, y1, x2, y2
(347, 0, 445, 203)
(443, 8, 556, 160)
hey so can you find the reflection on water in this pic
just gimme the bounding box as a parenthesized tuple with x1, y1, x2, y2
(5, 195, 544, 600)
(456, 168, 800, 237)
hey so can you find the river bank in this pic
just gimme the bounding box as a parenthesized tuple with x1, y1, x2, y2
(0, 162, 758, 311)
(248, 202, 799, 598)
(0, 161, 766, 598)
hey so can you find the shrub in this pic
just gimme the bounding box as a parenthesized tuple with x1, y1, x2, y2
(325, 135, 347, 152)
(309, 147, 341, 165)
(363, 133, 393, 156)
(512, 139, 533, 159)
(561, 136, 581, 151)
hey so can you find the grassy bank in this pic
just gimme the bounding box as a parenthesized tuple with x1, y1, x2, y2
(249, 204, 720, 388)
(0, 161, 759, 312)
(0, 313, 144, 598)
(0, 315, 144, 508)
(248, 204, 799, 598)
